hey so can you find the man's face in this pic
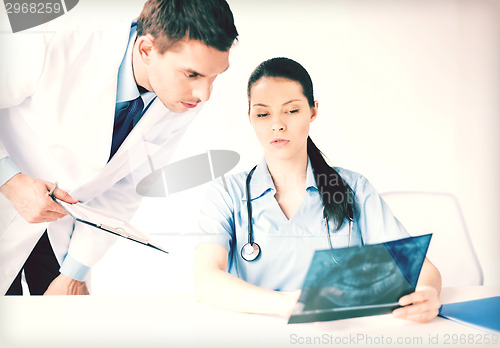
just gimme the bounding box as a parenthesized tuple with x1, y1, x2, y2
(137, 37, 230, 113)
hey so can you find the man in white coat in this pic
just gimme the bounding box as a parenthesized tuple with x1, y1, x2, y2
(0, 0, 238, 295)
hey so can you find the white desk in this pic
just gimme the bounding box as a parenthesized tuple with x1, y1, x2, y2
(1, 286, 499, 348)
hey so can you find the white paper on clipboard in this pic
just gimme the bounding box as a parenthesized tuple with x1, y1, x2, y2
(53, 198, 168, 254)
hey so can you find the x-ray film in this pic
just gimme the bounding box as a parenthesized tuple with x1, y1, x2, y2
(289, 234, 432, 324)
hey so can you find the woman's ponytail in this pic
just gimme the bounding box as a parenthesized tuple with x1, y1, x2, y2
(307, 137, 353, 229)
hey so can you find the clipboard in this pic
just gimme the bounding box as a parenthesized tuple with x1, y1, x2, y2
(50, 194, 168, 254)
(288, 234, 432, 324)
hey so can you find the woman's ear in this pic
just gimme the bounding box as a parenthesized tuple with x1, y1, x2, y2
(310, 100, 319, 122)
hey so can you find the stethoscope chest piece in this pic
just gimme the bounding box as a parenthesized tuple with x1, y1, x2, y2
(241, 242, 261, 262)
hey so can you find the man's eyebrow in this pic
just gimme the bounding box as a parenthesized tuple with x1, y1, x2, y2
(183, 69, 204, 77)
(183, 64, 230, 77)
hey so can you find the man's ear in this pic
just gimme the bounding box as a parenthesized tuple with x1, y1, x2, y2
(310, 100, 319, 122)
(135, 34, 156, 64)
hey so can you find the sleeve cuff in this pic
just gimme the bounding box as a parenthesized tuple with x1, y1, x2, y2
(0, 156, 21, 187)
(59, 254, 90, 281)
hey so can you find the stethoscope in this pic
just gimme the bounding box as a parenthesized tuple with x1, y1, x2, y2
(241, 165, 354, 262)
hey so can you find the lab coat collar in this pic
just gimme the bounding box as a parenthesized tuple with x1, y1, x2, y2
(108, 98, 201, 167)
(115, 21, 156, 119)
(115, 22, 139, 104)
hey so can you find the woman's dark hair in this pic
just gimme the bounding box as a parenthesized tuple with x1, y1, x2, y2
(137, 0, 238, 53)
(247, 57, 354, 230)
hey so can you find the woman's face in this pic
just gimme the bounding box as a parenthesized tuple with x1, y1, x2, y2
(249, 77, 317, 162)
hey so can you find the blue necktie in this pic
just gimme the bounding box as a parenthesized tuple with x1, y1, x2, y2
(109, 96, 144, 159)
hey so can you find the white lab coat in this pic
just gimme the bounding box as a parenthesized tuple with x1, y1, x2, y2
(0, 13, 202, 294)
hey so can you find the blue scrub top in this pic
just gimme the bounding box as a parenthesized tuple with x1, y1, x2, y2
(198, 157, 409, 292)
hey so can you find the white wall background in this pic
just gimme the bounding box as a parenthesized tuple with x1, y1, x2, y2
(73, 0, 499, 292)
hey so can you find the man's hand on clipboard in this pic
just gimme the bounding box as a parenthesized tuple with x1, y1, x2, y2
(49, 186, 169, 254)
(0, 174, 78, 223)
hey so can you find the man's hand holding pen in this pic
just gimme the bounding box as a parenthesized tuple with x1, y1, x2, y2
(0, 173, 78, 223)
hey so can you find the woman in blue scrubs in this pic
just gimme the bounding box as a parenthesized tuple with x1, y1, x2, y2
(194, 57, 441, 323)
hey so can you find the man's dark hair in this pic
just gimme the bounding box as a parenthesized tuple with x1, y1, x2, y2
(137, 0, 238, 53)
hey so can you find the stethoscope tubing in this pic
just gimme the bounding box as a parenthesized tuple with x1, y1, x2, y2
(242, 166, 260, 261)
(242, 165, 353, 262)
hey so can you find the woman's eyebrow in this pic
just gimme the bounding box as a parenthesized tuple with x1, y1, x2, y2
(282, 99, 302, 106)
(252, 103, 269, 107)
(252, 99, 303, 108)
